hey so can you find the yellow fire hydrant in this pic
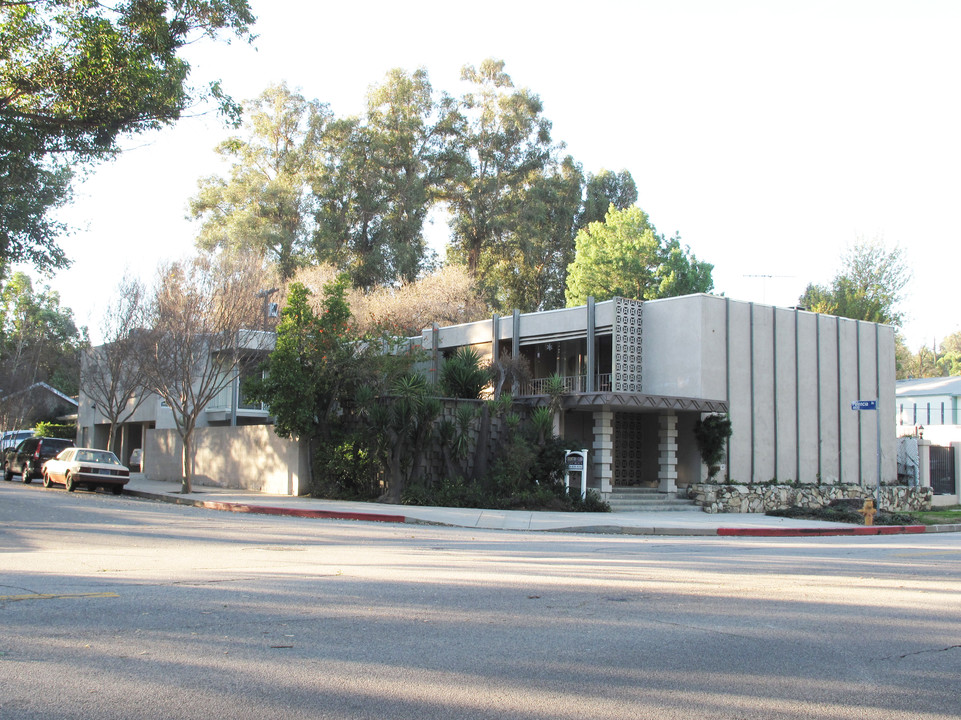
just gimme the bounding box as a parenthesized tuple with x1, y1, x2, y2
(858, 499, 877, 526)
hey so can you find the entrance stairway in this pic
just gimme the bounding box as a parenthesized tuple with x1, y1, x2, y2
(607, 486, 698, 512)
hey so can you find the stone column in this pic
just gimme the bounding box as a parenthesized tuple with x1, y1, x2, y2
(658, 411, 678, 494)
(593, 408, 614, 494)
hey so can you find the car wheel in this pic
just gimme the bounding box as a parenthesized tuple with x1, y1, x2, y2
(3, 464, 11, 482)
(111, 484, 123, 496)
(42, 471, 52, 488)
(22, 463, 32, 483)
(65, 473, 76, 492)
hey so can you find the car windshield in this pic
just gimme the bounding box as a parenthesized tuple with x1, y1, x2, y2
(75, 450, 122, 465)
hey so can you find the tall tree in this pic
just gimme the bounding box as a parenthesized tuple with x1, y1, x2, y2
(565, 206, 713, 306)
(142, 252, 267, 493)
(0, 272, 86, 427)
(937, 332, 961, 377)
(656, 234, 715, 298)
(190, 84, 325, 280)
(578, 169, 638, 229)
(312, 68, 457, 289)
(0, 0, 255, 274)
(482, 155, 584, 312)
(81, 277, 151, 453)
(363, 68, 459, 284)
(250, 276, 411, 494)
(798, 239, 911, 326)
(444, 59, 555, 284)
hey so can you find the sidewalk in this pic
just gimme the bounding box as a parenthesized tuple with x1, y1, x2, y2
(122, 476, 952, 537)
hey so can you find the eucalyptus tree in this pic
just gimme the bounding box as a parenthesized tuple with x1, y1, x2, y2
(311, 68, 458, 289)
(444, 59, 556, 281)
(190, 84, 326, 279)
(578, 169, 638, 229)
(483, 155, 585, 312)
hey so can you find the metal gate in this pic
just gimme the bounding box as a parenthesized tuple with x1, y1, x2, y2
(929, 446, 956, 495)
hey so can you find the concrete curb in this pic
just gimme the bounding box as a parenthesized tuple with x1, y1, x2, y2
(124, 489, 407, 524)
(717, 525, 928, 537)
(122, 488, 961, 536)
(545, 525, 720, 536)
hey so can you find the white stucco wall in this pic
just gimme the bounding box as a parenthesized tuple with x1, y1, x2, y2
(144, 425, 309, 495)
(641, 294, 896, 485)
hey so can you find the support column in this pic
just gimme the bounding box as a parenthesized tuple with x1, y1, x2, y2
(593, 408, 614, 494)
(430, 322, 439, 385)
(658, 411, 678, 494)
(918, 439, 930, 489)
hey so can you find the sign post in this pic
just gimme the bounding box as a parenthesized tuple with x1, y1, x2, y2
(851, 399, 881, 507)
(564, 449, 589, 499)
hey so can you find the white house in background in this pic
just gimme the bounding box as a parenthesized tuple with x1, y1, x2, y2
(420, 293, 898, 498)
(895, 376, 961, 504)
(896, 376, 961, 435)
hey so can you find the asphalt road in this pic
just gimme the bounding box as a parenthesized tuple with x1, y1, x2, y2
(1, 483, 960, 720)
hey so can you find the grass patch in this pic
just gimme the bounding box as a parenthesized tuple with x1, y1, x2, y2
(905, 506, 961, 525)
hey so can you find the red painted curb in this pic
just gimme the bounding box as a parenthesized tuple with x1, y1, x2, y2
(125, 489, 408, 524)
(717, 525, 927, 537)
(195, 500, 408, 523)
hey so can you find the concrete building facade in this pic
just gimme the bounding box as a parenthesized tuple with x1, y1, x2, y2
(421, 294, 897, 497)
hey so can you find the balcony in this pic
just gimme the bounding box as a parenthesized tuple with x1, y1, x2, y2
(521, 373, 612, 396)
(206, 381, 269, 418)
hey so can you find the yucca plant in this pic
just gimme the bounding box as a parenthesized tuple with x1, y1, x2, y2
(439, 346, 491, 399)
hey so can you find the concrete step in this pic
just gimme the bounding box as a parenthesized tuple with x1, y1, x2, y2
(607, 488, 698, 512)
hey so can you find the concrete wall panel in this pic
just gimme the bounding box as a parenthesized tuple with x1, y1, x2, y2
(144, 425, 308, 495)
(726, 299, 753, 482)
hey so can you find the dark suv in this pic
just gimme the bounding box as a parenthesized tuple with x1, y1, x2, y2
(3, 436, 74, 483)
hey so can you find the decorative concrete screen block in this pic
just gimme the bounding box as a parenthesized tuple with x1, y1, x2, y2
(613, 297, 644, 392)
(614, 413, 645, 486)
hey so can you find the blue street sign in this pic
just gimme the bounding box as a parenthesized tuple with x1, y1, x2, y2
(851, 400, 877, 411)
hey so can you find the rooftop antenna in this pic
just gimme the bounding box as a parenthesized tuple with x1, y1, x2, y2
(742, 274, 795, 304)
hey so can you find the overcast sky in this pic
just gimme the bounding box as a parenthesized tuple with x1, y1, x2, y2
(43, 0, 960, 349)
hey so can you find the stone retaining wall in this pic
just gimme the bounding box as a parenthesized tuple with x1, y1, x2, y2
(688, 483, 933, 514)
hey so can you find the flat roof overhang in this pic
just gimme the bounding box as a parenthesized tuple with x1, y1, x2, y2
(517, 392, 728, 414)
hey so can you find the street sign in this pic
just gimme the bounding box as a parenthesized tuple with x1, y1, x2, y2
(851, 399, 882, 507)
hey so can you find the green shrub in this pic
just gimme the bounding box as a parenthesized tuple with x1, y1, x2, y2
(311, 434, 379, 499)
(570, 489, 612, 513)
(33, 422, 75, 440)
(694, 414, 732, 480)
(439, 347, 491, 399)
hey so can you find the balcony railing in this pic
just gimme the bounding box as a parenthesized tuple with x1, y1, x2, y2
(522, 373, 612, 396)
(207, 383, 269, 413)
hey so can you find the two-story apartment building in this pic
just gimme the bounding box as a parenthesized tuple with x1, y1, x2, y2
(420, 294, 897, 497)
(77, 330, 275, 475)
(78, 294, 897, 499)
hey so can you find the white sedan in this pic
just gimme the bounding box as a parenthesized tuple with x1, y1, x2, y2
(42, 448, 130, 494)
